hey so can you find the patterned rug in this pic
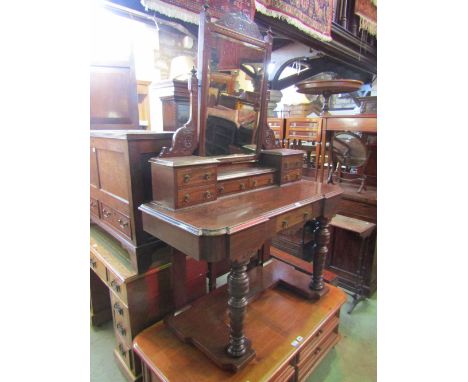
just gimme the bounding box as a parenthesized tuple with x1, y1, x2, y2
(355, 0, 377, 36)
(255, 0, 333, 41)
(141, 0, 255, 24)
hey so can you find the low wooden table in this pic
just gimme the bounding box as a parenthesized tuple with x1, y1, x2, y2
(133, 277, 347, 382)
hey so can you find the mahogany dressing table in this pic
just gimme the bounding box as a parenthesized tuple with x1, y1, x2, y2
(138, 7, 343, 372)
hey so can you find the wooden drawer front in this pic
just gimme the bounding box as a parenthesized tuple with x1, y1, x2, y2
(176, 166, 217, 188)
(115, 341, 136, 373)
(114, 317, 132, 348)
(282, 155, 303, 171)
(110, 292, 131, 331)
(297, 331, 339, 381)
(282, 168, 302, 183)
(276, 205, 312, 232)
(100, 203, 132, 239)
(90, 197, 100, 218)
(217, 178, 250, 196)
(287, 129, 319, 141)
(177, 184, 217, 207)
(250, 173, 275, 189)
(107, 268, 127, 304)
(339, 199, 376, 223)
(297, 315, 339, 363)
(271, 364, 296, 382)
(90, 252, 107, 282)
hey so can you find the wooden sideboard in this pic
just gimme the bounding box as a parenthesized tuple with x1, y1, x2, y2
(133, 277, 347, 382)
(90, 224, 207, 382)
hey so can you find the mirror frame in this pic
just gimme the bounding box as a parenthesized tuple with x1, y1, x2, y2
(197, 6, 273, 157)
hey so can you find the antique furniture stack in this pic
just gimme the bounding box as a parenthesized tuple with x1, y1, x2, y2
(131, 8, 346, 381)
(90, 131, 209, 381)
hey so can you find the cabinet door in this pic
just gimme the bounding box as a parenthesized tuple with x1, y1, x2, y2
(90, 19, 138, 130)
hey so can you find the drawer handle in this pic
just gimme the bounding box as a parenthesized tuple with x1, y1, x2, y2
(252, 179, 257, 187)
(303, 212, 309, 220)
(282, 220, 288, 229)
(110, 279, 121, 293)
(183, 174, 191, 183)
(113, 302, 123, 316)
(316, 329, 323, 338)
(204, 191, 212, 199)
(240, 183, 246, 190)
(116, 323, 126, 336)
(204, 173, 211, 180)
(118, 343, 126, 357)
(117, 218, 128, 228)
(183, 193, 190, 203)
(218, 185, 224, 193)
(314, 347, 321, 356)
(102, 209, 112, 218)
(90, 259, 97, 268)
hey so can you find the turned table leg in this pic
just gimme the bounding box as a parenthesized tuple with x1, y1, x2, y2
(311, 216, 331, 291)
(226, 259, 250, 358)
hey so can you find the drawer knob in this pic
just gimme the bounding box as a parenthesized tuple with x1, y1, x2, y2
(204, 191, 212, 199)
(303, 212, 309, 220)
(102, 209, 112, 218)
(117, 218, 128, 228)
(90, 259, 97, 268)
(218, 185, 224, 193)
(240, 183, 246, 190)
(184, 174, 191, 183)
(116, 323, 126, 336)
(183, 193, 190, 203)
(314, 347, 321, 356)
(282, 220, 288, 229)
(204, 173, 211, 180)
(252, 179, 257, 187)
(110, 279, 121, 293)
(113, 302, 123, 316)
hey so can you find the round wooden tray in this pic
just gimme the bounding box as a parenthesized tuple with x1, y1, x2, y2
(296, 79, 363, 95)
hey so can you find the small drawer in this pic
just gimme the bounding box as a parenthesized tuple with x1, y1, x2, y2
(271, 364, 296, 382)
(177, 184, 217, 207)
(283, 156, 304, 170)
(276, 205, 312, 232)
(115, 341, 137, 374)
(297, 331, 339, 381)
(100, 203, 132, 240)
(107, 268, 127, 304)
(250, 173, 275, 189)
(90, 252, 107, 282)
(297, 315, 339, 363)
(90, 198, 99, 218)
(114, 317, 132, 348)
(217, 177, 250, 196)
(112, 209, 132, 240)
(176, 166, 217, 188)
(110, 292, 131, 331)
(282, 168, 302, 183)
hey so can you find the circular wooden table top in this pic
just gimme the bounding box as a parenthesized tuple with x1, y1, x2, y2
(296, 79, 363, 95)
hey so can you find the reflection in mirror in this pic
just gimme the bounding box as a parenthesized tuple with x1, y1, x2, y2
(204, 34, 265, 156)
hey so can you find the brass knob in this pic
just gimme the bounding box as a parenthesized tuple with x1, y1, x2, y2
(116, 323, 126, 336)
(282, 220, 288, 229)
(314, 348, 321, 355)
(218, 186, 224, 193)
(117, 218, 128, 228)
(252, 180, 257, 187)
(113, 303, 123, 316)
(303, 212, 309, 220)
(90, 259, 97, 268)
(240, 183, 246, 190)
(204, 173, 211, 180)
(184, 174, 191, 183)
(204, 191, 212, 199)
(103, 209, 112, 218)
(110, 279, 121, 293)
(183, 193, 190, 203)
